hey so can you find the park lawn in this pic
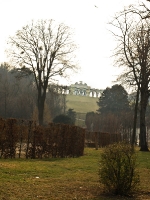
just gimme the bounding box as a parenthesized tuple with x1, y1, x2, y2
(0, 148, 150, 200)
(66, 95, 98, 113)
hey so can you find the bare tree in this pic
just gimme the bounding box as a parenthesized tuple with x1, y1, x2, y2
(7, 19, 77, 125)
(110, 6, 150, 151)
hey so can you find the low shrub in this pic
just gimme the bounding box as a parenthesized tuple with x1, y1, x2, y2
(99, 142, 140, 196)
(53, 114, 72, 125)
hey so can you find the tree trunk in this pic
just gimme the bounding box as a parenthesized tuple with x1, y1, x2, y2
(139, 90, 149, 151)
(131, 88, 139, 146)
(38, 93, 46, 125)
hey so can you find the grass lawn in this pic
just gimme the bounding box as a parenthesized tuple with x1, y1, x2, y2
(66, 95, 98, 113)
(0, 148, 150, 200)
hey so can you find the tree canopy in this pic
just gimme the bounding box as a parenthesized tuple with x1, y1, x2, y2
(97, 84, 130, 115)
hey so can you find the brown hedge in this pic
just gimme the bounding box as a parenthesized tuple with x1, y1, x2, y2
(85, 131, 122, 148)
(0, 118, 85, 159)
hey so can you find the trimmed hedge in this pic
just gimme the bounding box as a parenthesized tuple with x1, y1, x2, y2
(85, 131, 121, 148)
(0, 118, 85, 158)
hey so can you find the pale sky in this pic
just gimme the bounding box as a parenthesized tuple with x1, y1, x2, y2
(0, 0, 144, 90)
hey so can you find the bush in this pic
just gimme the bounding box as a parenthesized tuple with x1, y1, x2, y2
(53, 114, 72, 124)
(99, 142, 140, 196)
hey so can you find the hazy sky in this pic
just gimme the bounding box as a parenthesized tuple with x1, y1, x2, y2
(0, 0, 143, 89)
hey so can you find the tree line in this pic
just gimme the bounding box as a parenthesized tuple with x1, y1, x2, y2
(0, 62, 67, 123)
(86, 84, 150, 150)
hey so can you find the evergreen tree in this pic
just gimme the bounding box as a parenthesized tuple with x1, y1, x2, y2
(97, 84, 130, 115)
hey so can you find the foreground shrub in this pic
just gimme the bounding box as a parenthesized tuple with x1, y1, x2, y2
(99, 142, 140, 196)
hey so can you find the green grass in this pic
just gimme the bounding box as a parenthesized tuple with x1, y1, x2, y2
(66, 95, 98, 113)
(66, 95, 98, 127)
(0, 148, 150, 200)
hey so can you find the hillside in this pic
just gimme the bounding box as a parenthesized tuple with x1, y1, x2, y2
(66, 95, 98, 127)
(66, 94, 98, 113)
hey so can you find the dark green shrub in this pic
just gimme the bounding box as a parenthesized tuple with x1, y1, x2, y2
(99, 142, 140, 196)
(66, 108, 76, 125)
(53, 114, 72, 125)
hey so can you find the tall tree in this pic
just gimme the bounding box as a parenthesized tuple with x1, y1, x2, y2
(7, 19, 77, 125)
(110, 5, 150, 151)
(97, 84, 130, 115)
(96, 85, 132, 139)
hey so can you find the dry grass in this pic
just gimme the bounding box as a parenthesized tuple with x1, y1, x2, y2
(0, 148, 150, 200)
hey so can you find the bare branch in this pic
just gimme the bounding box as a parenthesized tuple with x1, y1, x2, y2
(6, 19, 78, 125)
